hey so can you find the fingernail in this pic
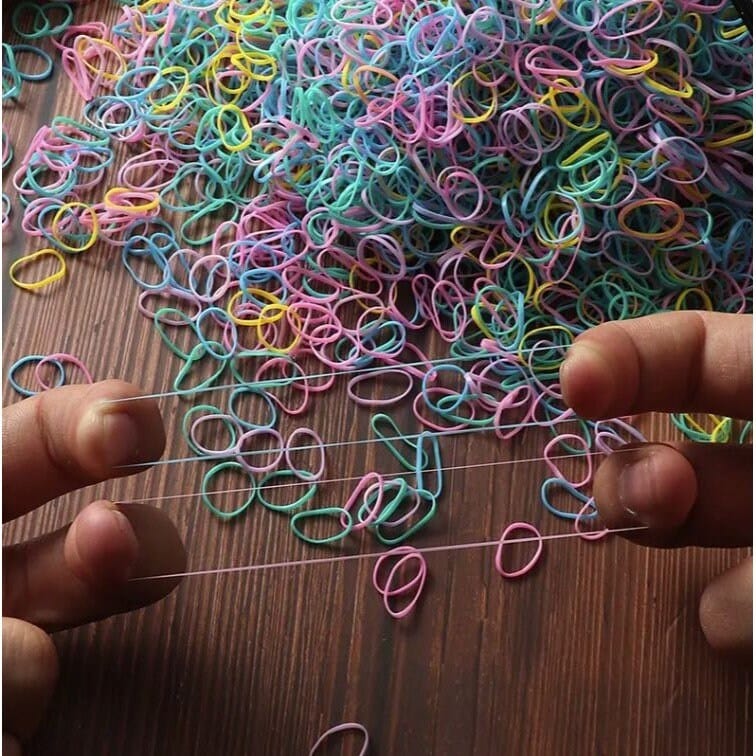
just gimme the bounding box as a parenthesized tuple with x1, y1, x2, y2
(617, 451, 659, 526)
(71, 502, 139, 584)
(80, 405, 142, 468)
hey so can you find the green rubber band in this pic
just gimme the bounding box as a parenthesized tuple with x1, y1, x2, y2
(374, 487, 437, 546)
(290, 507, 353, 545)
(257, 469, 318, 512)
(370, 413, 427, 471)
(201, 461, 256, 520)
(153, 307, 198, 360)
(173, 342, 228, 396)
(181, 403, 238, 457)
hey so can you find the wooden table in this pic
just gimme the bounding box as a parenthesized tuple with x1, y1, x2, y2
(3, 5, 751, 755)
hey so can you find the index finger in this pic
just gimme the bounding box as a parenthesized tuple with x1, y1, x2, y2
(2, 380, 165, 522)
(559, 312, 752, 420)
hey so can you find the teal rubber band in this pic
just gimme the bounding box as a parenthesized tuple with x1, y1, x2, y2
(415, 432, 443, 499)
(153, 307, 198, 360)
(257, 469, 318, 512)
(290, 507, 353, 545)
(12, 44, 54, 82)
(173, 342, 228, 396)
(201, 461, 256, 520)
(181, 403, 238, 457)
(670, 413, 730, 443)
(50, 116, 110, 147)
(540, 477, 592, 522)
(228, 386, 278, 431)
(357, 477, 409, 527)
(370, 413, 427, 471)
(13, 2, 73, 39)
(374, 487, 437, 546)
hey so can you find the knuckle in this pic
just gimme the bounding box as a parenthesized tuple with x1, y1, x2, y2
(36, 390, 98, 485)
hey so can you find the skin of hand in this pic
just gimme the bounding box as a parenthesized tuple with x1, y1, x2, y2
(2, 380, 186, 754)
(560, 311, 753, 656)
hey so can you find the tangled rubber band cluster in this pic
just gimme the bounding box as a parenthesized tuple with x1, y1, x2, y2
(4, 1, 752, 618)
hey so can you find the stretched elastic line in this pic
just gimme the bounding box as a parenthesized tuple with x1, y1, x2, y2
(115, 445, 637, 505)
(115, 415, 583, 469)
(130, 526, 648, 581)
(103, 344, 571, 404)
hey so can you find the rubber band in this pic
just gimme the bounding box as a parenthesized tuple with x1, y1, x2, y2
(372, 546, 428, 619)
(257, 469, 318, 513)
(183, 404, 240, 458)
(309, 723, 369, 756)
(51, 202, 99, 252)
(201, 461, 256, 520)
(34, 352, 93, 389)
(494, 522, 543, 578)
(4, 0, 750, 559)
(374, 486, 437, 546)
(9, 248, 66, 291)
(8, 354, 66, 397)
(574, 499, 608, 541)
(237, 428, 284, 474)
(284, 427, 326, 481)
(291, 507, 353, 545)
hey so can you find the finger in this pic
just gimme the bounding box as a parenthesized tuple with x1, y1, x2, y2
(3, 734, 22, 756)
(560, 311, 752, 420)
(2, 380, 165, 521)
(699, 557, 752, 655)
(592, 442, 752, 547)
(2, 618, 58, 742)
(3, 501, 185, 632)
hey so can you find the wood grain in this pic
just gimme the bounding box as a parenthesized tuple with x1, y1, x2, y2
(2, 6, 751, 755)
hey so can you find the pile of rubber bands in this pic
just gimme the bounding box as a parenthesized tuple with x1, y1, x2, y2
(4, 0, 753, 617)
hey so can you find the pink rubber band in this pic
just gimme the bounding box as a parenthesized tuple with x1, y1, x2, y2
(372, 546, 428, 619)
(494, 522, 543, 579)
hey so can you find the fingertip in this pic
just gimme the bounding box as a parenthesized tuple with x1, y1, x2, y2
(75, 383, 166, 476)
(593, 444, 697, 535)
(3, 733, 23, 756)
(560, 341, 616, 419)
(2, 618, 59, 740)
(65, 501, 140, 587)
(121, 503, 187, 601)
(699, 558, 753, 656)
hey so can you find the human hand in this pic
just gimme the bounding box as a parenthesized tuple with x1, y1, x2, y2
(560, 311, 752, 655)
(2, 381, 186, 754)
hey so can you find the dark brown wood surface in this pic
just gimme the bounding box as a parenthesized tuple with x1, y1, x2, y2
(2, 6, 752, 755)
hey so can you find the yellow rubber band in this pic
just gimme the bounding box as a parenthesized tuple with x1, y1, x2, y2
(216, 103, 253, 152)
(674, 287, 713, 311)
(517, 325, 574, 369)
(75, 38, 126, 81)
(352, 65, 398, 102)
(642, 67, 693, 99)
(558, 130, 612, 168)
(606, 50, 659, 77)
(149, 66, 190, 113)
(51, 202, 99, 253)
(470, 303, 496, 340)
(704, 121, 753, 148)
(538, 81, 601, 132)
(451, 70, 498, 124)
(104, 187, 160, 214)
(720, 23, 748, 40)
(256, 305, 303, 354)
(227, 288, 288, 326)
(9, 248, 67, 291)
